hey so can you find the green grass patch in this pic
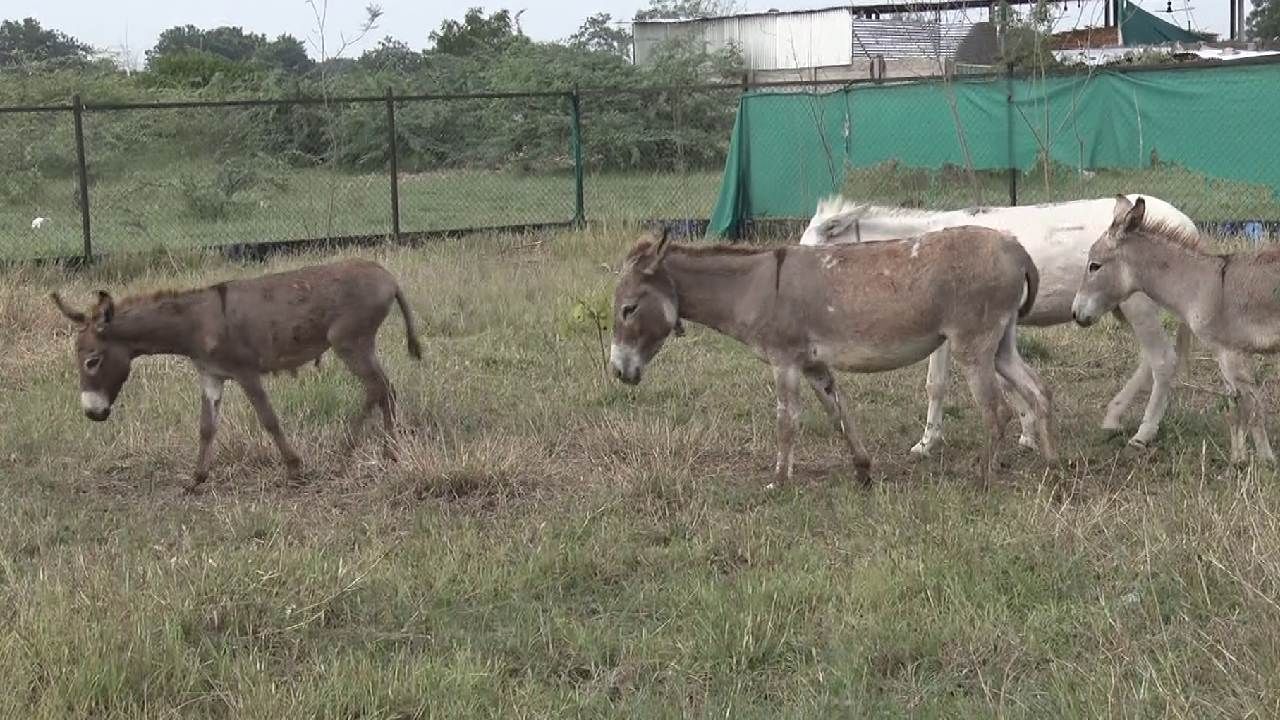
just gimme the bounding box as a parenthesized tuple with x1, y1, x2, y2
(3, 228, 1280, 716)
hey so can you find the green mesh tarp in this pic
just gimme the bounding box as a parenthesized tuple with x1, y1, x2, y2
(708, 62, 1280, 236)
(1119, 2, 1208, 46)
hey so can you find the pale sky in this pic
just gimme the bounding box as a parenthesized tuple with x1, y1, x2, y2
(4, 0, 1252, 67)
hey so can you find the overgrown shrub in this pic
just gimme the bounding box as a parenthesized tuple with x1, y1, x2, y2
(0, 168, 41, 207)
(0, 34, 744, 177)
(176, 159, 262, 220)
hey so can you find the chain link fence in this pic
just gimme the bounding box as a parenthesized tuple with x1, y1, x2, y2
(0, 84, 747, 261)
(2, 60, 1280, 261)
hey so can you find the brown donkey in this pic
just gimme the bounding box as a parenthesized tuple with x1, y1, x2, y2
(51, 258, 422, 488)
(610, 228, 1056, 487)
(1073, 196, 1278, 464)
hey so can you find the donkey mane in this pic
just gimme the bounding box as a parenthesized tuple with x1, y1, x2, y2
(1136, 218, 1207, 251)
(627, 239, 779, 262)
(670, 242, 779, 257)
(854, 204, 951, 219)
(116, 285, 217, 311)
(819, 197, 986, 221)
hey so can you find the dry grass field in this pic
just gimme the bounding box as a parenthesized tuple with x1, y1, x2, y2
(2, 226, 1279, 717)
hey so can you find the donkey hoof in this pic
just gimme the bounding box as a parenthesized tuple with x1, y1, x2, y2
(910, 440, 938, 457)
(1017, 434, 1037, 451)
(184, 474, 208, 494)
(1100, 426, 1128, 442)
(1122, 439, 1154, 459)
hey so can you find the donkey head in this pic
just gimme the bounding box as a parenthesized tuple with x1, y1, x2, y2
(610, 226, 684, 385)
(1071, 195, 1146, 327)
(50, 291, 133, 421)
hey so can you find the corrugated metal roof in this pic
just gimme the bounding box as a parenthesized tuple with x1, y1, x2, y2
(631, 0, 1039, 24)
(634, 11, 987, 67)
(634, 9, 856, 69)
(851, 20, 976, 59)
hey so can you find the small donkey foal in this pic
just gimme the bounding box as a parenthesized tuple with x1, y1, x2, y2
(51, 258, 422, 489)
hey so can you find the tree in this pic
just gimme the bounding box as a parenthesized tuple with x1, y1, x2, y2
(1247, 0, 1280, 40)
(633, 0, 743, 21)
(255, 34, 313, 73)
(359, 37, 422, 72)
(148, 25, 265, 66)
(144, 51, 261, 89)
(429, 8, 523, 56)
(569, 13, 632, 58)
(147, 26, 313, 74)
(0, 17, 91, 66)
(999, 0, 1060, 72)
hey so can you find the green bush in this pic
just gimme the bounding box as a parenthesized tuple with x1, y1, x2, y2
(0, 35, 744, 177)
(176, 159, 262, 220)
(0, 168, 41, 207)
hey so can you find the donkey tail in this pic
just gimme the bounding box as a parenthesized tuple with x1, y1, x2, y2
(1172, 320, 1193, 379)
(1014, 244, 1039, 319)
(394, 287, 423, 360)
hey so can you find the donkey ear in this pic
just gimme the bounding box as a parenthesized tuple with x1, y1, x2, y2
(1121, 197, 1146, 234)
(93, 291, 115, 325)
(1112, 195, 1134, 227)
(1111, 193, 1131, 224)
(640, 225, 674, 275)
(49, 292, 87, 325)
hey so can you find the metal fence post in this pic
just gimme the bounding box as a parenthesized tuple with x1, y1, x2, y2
(569, 88, 585, 227)
(1005, 64, 1018, 207)
(385, 87, 401, 242)
(72, 94, 92, 261)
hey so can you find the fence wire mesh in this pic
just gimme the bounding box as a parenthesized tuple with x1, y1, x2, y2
(2, 61, 1280, 261)
(0, 109, 79, 259)
(579, 85, 739, 225)
(82, 101, 391, 254)
(395, 94, 576, 233)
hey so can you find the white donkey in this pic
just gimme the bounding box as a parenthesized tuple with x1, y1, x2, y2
(800, 195, 1195, 454)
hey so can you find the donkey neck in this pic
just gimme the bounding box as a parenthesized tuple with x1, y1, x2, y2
(664, 248, 779, 342)
(1126, 235, 1224, 326)
(108, 289, 219, 357)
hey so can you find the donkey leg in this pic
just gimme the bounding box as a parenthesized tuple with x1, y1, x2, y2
(804, 365, 871, 486)
(190, 372, 225, 489)
(770, 365, 802, 488)
(996, 374, 1038, 450)
(333, 339, 393, 438)
(1218, 351, 1274, 463)
(1214, 351, 1250, 465)
(1115, 298, 1177, 447)
(995, 322, 1056, 461)
(1102, 360, 1151, 432)
(911, 342, 951, 457)
(238, 374, 303, 479)
(956, 355, 1004, 489)
(335, 340, 399, 460)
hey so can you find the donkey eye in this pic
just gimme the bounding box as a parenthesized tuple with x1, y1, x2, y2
(1087, 262, 1102, 273)
(84, 355, 102, 372)
(621, 304, 638, 320)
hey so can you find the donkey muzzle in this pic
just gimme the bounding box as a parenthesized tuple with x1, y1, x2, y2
(613, 366, 642, 385)
(609, 343, 645, 385)
(80, 391, 112, 421)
